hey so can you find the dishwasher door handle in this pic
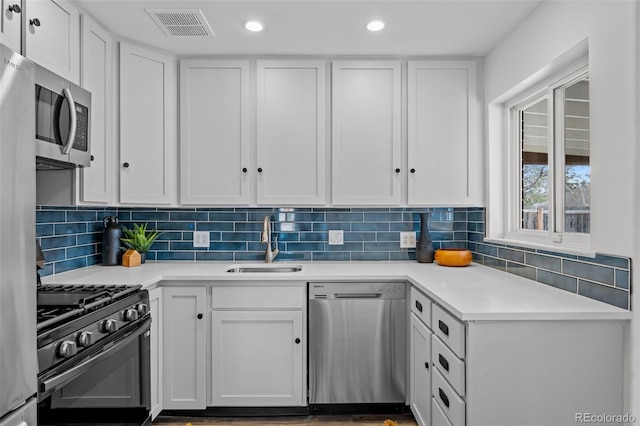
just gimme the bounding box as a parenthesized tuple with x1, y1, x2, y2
(334, 293, 382, 299)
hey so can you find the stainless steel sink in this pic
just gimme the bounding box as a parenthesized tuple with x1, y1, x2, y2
(225, 264, 302, 273)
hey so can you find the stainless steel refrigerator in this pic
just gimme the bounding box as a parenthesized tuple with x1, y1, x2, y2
(0, 43, 38, 425)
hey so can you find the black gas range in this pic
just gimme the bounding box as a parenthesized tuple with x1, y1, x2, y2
(36, 284, 152, 426)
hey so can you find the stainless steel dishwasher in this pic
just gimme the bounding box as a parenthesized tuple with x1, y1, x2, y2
(308, 282, 406, 405)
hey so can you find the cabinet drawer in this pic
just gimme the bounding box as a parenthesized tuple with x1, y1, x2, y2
(410, 287, 431, 328)
(432, 396, 454, 426)
(432, 304, 465, 358)
(432, 369, 465, 426)
(211, 285, 304, 309)
(432, 335, 465, 396)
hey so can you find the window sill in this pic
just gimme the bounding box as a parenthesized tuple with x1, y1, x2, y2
(482, 236, 596, 258)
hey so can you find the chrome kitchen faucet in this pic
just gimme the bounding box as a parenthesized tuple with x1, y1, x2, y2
(261, 215, 279, 263)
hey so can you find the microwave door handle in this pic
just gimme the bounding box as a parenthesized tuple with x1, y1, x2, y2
(61, 87, 77, 155)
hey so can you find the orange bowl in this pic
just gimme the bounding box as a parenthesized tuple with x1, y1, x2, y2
(434, 248, 473, 267)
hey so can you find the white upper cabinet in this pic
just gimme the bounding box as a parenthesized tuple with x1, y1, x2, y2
(332, 61, 402, 205)
(180, 60, 250, 205)
(78, 15, 112, 203)
(119, 42, 176, 205)
(256, 60, 326, 205)
(24, 0, 80, 84)
(0, 0, 22, 52)
(407, 60, 481, 206)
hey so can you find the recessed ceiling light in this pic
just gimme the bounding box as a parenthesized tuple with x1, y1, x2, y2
(367, 20, 385, 32)
(245, 21, 264, 32)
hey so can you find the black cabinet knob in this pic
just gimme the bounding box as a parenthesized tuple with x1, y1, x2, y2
(8, 4, 21, 13)
(257, 167, 263, 173)
(242, 167, 247, 173)
(410, 168, 416, 173)
(197, 313, 203, 320)
(425, 362, 429, 370)
(90, 155, 95, 161)
(29, 18, 40, 26)
(395, 168, 400, 173)
(123, 162, 129, 168)
(295, 338, 301, 344)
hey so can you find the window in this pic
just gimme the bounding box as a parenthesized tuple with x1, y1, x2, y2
(506, 65, 590, 249)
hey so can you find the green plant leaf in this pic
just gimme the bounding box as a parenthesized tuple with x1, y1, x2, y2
(120, 223, 162, 253)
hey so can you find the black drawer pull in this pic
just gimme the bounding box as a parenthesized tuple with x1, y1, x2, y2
(424, 362, 429, 370)
(439, 354, 450, 371)
(415, 300, 423, 313)
(439, 388, 450, 408)
(438, 320, 449, 336)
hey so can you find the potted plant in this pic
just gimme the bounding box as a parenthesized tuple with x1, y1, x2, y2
(120, 223, 161, 263)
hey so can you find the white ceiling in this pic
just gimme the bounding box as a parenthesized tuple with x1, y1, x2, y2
(74, 0, 543, 57)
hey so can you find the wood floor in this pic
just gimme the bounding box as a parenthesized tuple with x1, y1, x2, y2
(153, 414, 418, 425)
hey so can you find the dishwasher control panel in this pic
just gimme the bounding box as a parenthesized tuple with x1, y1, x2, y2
(309, 282, 406, 299)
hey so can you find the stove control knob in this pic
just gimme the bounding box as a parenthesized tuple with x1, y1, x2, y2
(76, 331, 93, 347)
(122, 308, 139, 322)
(100, 319, 118, 334)
(135, 303, 148, 316)
(57, 341, 77, 358)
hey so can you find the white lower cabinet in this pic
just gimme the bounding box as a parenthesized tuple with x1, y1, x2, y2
(409, 285, 626, 426)
(211, 310, 304, 406)
(162, 286, 207, 410)
(148, 287, 163, 419)
(210, 283, 306, 407)
(410, 313, 432, 426)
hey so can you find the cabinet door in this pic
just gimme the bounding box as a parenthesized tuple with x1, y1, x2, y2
(0, 0, 22, 53)
(332, 61, 401, 205)
(256, 60, 326, 205)
(24, 0, 79, 83)
(180, 60, 250, 205)
(211, 310, 304, 406)
(148, 287, 163, 419)
(410, 314, 432, 426)
(162, 286, 206, 410)
(79, 15, 112, 203)
(119, 42, 176, 205)
(408, 60, 480, 206)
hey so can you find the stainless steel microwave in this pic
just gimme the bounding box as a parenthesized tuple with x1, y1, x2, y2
(35, 65, 91, 170)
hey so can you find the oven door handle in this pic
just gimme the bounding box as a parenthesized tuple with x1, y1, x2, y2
(40, 318, 150, 399)
(61, 87, 77, 154)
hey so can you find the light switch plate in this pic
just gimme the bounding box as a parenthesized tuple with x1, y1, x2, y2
(193, 231, 210, 248)
(400, 231, 416, 248)
(328, 230, 344, 245)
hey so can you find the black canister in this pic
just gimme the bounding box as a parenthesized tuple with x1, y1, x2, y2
(415, 212, 435, 263)
(102, 216, 123, 265)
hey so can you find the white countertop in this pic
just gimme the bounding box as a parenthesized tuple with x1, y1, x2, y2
(42, 261, 632, 321)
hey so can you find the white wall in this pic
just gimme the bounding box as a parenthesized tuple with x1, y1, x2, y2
(484, 0, 638, 419)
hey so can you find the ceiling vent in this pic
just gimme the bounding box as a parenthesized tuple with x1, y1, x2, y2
(145, 9, 214, 37)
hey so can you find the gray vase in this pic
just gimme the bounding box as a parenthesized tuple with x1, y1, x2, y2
(415, 213, 434, 263)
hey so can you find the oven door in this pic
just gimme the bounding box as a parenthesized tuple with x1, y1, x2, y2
(38, 318, 151, 426)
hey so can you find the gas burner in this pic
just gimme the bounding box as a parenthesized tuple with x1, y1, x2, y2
(36, 284, 142, 332)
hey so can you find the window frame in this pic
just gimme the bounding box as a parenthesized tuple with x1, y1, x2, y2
(503, 61, 590, 251)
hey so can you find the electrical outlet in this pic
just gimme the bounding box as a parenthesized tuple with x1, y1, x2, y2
(328, 230, 344, 245)
(193, 231, 210, 248)
(400, 231, 416, 248)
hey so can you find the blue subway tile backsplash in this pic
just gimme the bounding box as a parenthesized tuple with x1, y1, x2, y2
(36, 206, 631, 310)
